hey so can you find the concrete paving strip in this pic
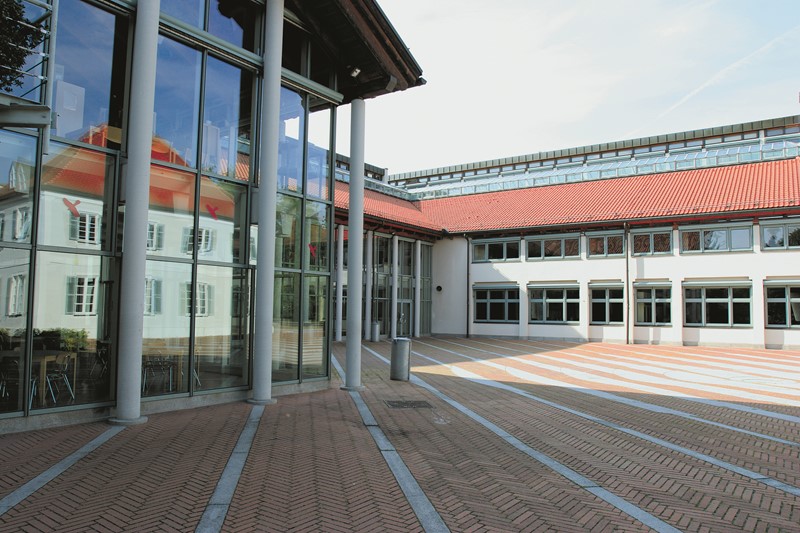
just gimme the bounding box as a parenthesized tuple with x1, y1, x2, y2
(195, 404, 265, 533)
(361, 345, 681, 533)
(0, 425, 125, 516)
(409, 342, 800, 499)
(331, 355, 450, 533)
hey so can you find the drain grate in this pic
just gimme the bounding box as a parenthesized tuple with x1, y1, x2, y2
(384, 400, 433, 409)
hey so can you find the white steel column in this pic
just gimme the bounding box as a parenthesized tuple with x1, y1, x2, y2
(390, 235, 399, 339)
(335, 224, 345, 341)
(251, 0, 283, 404)
(343, 99, 366, 390)
(364, 230, 374, 339)
(413, 240, 421, 337)
(111, 0, 160, 425)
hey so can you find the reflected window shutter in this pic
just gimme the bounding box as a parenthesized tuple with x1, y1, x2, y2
(207, 285, 214, 316)
(65, 277, 76, 314)
(153, 279, 162, 314)
(69, 215, 78, 240)
(156, 224, 164, 250)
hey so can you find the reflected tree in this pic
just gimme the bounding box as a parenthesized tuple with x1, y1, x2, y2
(0, 0, 44, 92)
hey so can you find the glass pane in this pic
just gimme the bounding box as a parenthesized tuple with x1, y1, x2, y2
(633, 234, 650, 254)
(653, 232, 671, 253)
(607, 235, 623, 255)
(0, 131, 35, 245)
(706, 302, 729, 324)
(278, 87, 305, 192)
(304, 201, 329, 271)
(53, 0, 128, 149)
(763, 227, 785, 248)
(161, 0, 203, 28)
(487, 243, 504, 260)
(592, 289, 605, 299)
(732, 302, 750, 325)
(788, 226, 800, 247)
(202, 57, 253, 180)
(564, 238, 579, 256)
(40, 143, 114, 250)
(207, 0, 260, 51)
(2, 0, 47, 101)
(506, 241, 519, 259)
(307, 104, 331, 200)
(399, 241, 413, 276)
(704, 287, 727, 299)
(732, 287, 750, 299)
(154, 37, 201, 168)
(274, 272, 299, 381)
(566, 289, 579, 300)
(566, 302, 579, 322)
(636, 288, 651, 300)
(142, 261, 191, 395)
(655, 302, 670, 323)
(766, 287, 785, 299)
(282, 22, 305, 75)
(703, 230, 727, 251)
(609, 302, 623, 322)
(681, 231, 700, 251)
(591, 302, 606, 323)
(199, 176, 247, 263)
(588, 237, 604, 256)
(475, 303, 487, 321)
(490, 290, 504, 299)
(543, 239, 561, 257)
(275, 194, 301, 269)
(636, 301, 652, 323)
(309, 41, 334, 88)
(0, 248, 31, 413)
(303, 275, 328, 378)
(546, 302, 563, 322)
(684, 288, 701, 299)
(655, 288, 671, 299)
(730, 228, 750, 250)
(527, 240, 541, 259)
(529, 301, 543, 322)
(489, 302, 504, 320)
(609, 288, 623, 299)
(508, 301, 519, 321)
(790, 287, 800, 299)
(32, 252, 115, 407)
(767, 302, 786, 326)
(475, 290, 487, 300)
(148, 165, 196, 259)
(545, 289, 563, 299)
(473, 244, 486, 261)
(685, 302, 702, 324)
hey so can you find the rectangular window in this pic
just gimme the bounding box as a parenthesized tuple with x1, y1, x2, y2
(680, 225, 752, 253)
(182, 227, 215, 254)
(632, 231, 672, 255)
(762, 223, 800, 250)
(6, 274, 26, 317)
(182, 282, 214, 316)
(587, 233, 624, 257)
(69, 213, 101, 244)
(684, 286, 751, 327)
(635, 287, 671, 325)
(146, 222, 165, 251)
(66, 276, 97, 315)
(526, 235, 579, 260)
(474, 288, 519, 323)
(590, 287, 624, 324)
(143, 278, 162, 315)
(765, 286, 800, 327)
(12, 207, 31, 241)
(473, 240, 519, 262)
(528, 287, 580, 323)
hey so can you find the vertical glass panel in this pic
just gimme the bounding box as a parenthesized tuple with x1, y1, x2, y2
(685, 301, 702, 324)
(199, 176, 247, 263)
(763, 227, 785, 248)
(207, 0, 260, 51)
(306, 103, 331, 200)
(304, 201, 328, 271)
(588, 237, 604, 256)
(767, 302, 786, 325)
(607, 235, 623, 255)
(591, 302, 606, 322)
(473, 244, 486, 261)
(564, 238, 579, 256)
(161, 0, 204, 28)
(609, 302, 624, 322)
(653, 232, 671, 253)
(399, 241, 413, 276)
(527, 240, 541, 259)
(194, 265, 249, 391)
(487, 243, 504, 260)
(303, 275, 328, 378)
(282, 22, 306, 74)
(506, 241, 519, 259)
(529, 301, 543, 322)
(730, 227, 751, 250)
(703, 229, 727, 251)
(546, 302, 563, 322)
(566, 302, 579, 322)
(53, 0, 128, 149)
(0, 130, 35, 244)
(142, 260, 191, 395)
(633, 234, 650, 254)
(32, 252, 115, 408)
(543, 239, 561, 257)
(278, 87, 305, 192)
(39, 142, 114, 250)
(788, 226, 800, 247)
(0, 248, 31, 414)
(732, 302, 750, 325)
(2, 0, 47, 101)
(655, 302, 670, 324)
(276, 194, 301, 269)
(309, 41, 333, 87)
(148, 165, 196, 259)
(706, 302, 729, 324)
(202, 57, 253, 180)
(636, 301, 652, 323)
(274, 272, 299, 381)
(681, 231, 700, 251)
(154, 37, 201, 168)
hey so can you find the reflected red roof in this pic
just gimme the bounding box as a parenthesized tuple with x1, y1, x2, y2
(333, 180, 442, 231)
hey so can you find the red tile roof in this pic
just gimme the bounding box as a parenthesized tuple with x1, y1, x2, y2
(333, 180, 442, 231)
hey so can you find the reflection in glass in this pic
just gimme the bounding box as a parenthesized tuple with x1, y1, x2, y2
(53, 0, 128, 149)
(142, 261, 190, 396)
(202, 57, 253, 180)
(273, 272, 299, 381)
(276, 194, 301, 269)
(207, 0, 259, 52)
(763, 227, 784, 248)
(39, 142, 114, 250)
(194, 265, 250, 391)
(199, 176, 247, 263)
(0, 248, 31, 413)
(278, 87, 305, 192)
(306, 104, 331, 199)
(161, 0, 203, 28)
(729, 228, 750, 250)
(148, 165, 196, 259)
(304, 201, 328, 271)
(154, 37, 201, 168)
(32, 252, 114, 408)
(2, 1, 47, 101)
(703, 230, 727, 251)
(0, 131, 35, 245)
(303, 275, 328, 378)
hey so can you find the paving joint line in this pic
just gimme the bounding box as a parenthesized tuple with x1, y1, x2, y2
(0, 425, 125, 516)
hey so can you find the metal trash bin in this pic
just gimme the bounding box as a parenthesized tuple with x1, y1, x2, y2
(390, 337, 411, 381)
(371, 322, 380, 342)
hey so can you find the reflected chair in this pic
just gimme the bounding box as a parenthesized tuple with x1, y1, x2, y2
(89, 347, 109, 382)
(45, 353, 75, 405)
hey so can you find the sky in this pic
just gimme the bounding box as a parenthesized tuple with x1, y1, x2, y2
(335, 0, 800, 176)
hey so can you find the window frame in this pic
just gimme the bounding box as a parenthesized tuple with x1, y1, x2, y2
(634, 285, 672, 326)
(473, 286, 520, 323)
(6, 273, 26, 317)
(679, 223, 753, 254)
(586, 232, 625, 258)
(146, 222, 165, 251)
(589, 285, 624, 325)
(764, 284, 800, 328)
(683, 284, 752, 327)
(69, 212, 102, 244)
(631, 229, 672, 256)
(66, 276, 98, 316)
(143, 277, 162, 316)
(525, 234, 580, 261)
(472, 239, 520, 263)
(760, 221, 800, 251)
(527, 286, 580, 324)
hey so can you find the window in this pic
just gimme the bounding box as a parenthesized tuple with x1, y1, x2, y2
(183, 282, 214, 316)
(146, 222, 165, 251)
(635, 287, 671, 325)
(680, 225, 752, 253)
(182, 227, 215, 254)
(529, 287, 579, 323)
(632, 230, 672, 255)
(12, 207, 31, 241)
(590, 287, 624, 324)
(765, 286, 800, 328)
(684, 286, 751, 327)
(587, 233, 624, 257)
(66, 276, 97, 316)
(69, 213, 101, 244)
(144, 278, 162, 315)
(527, 235, 579, 260)
(761, 223, 800, 250)
(473, 240, 520, 262)
(6, 274, 26, 316)
(474, 288, 519, 323)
